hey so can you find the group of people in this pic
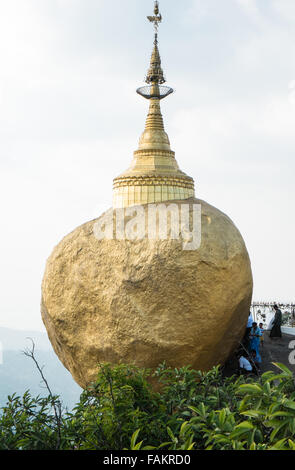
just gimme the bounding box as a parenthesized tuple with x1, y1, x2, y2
(238, 304, 283, 375)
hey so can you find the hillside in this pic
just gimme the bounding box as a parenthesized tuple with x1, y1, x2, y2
(0, 328, 81, 410)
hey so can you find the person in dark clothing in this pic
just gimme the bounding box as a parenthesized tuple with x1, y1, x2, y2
(270, 304, 282, 339)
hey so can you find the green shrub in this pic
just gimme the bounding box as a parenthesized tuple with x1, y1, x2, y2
(0, 362, 295, 450)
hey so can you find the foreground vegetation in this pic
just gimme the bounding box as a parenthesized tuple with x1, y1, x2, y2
(1, 361, 295, 450)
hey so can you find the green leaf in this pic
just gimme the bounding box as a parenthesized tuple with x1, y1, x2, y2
(130, 429, 140, 449)
(230, 421, 255, 440)
(238, 384, 263, 394)
(167, 427, 176, 442)
(283, 401, 295, 411)
(187, 405, 198, 414)
(241, 410, 265, 418)
(133, 441, 144, 450)
(269, 438, 288, 450)
(157, 442, 172, 449)
(273, 363, 293, 376)
(237, 421, 255, 429)
(265, 374, 288, 383)
(261, 371, 276, 382)
(270, 422, 288, 442)
(218, 409, 226, 427)
(187, 442, 195, 450)
(179, 421, 189, 437)
(269, 411, 295, 418)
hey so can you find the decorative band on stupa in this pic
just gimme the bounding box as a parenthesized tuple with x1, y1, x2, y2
(113, 1, 195, 209)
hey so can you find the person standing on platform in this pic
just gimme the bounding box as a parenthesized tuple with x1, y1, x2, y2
(244, 311, 254, 350)
(259, 322, 265, 347)
(270, 304, 282, 339)
(249, 322, 262, 364)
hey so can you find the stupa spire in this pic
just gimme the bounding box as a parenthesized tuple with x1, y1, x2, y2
(145, 33, 165, 86)
(113, 1, 195, 209)
(145, 1, 165, 85)
(137, 1, 172, 100)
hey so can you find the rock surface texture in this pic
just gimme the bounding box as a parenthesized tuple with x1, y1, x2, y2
(41, 198, 253, 389)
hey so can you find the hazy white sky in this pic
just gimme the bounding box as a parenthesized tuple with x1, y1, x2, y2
(0, 0, 294, 331)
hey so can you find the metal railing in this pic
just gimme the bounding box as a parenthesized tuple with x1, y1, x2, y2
(251, 302, 295, 327)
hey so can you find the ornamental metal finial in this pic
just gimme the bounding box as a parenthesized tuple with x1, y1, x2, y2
(147, 1, 162, 34)
(137, 1, 173, 100)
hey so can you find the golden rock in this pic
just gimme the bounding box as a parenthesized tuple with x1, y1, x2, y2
(41, 199, 253, 389)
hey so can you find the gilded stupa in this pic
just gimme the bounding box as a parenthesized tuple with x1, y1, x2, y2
(41, 2, 253, 390)
(113, 1, 195, 208)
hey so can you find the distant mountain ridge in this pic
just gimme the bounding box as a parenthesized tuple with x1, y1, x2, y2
(0, 327, 81, 410)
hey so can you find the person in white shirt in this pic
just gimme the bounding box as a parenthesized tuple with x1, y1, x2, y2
(238, 352, 253, 373)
